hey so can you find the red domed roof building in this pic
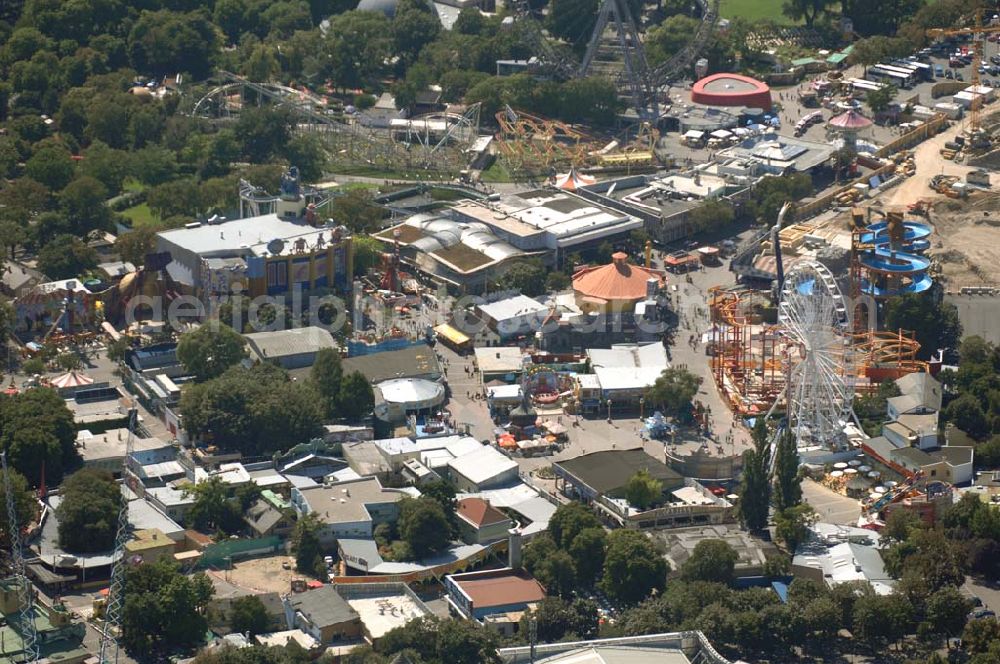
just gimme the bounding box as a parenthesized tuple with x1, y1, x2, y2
(572, 252, 665, 313)
(691, 73, 772, 111)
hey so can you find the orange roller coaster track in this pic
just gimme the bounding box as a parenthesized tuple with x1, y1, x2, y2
(708, 287, 930, 416)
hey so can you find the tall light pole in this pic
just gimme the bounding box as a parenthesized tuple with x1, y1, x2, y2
(639, 396, 645, 420)
(607, 399, 613, 423)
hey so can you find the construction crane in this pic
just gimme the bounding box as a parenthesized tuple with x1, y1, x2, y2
(97, 409, 137, 664)
(2, 451, 38, 664)
(927, 9, 1000, 144)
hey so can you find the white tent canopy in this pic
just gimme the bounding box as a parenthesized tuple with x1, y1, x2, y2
(710, 129, 733, 139)
(684, 129, 706, 140)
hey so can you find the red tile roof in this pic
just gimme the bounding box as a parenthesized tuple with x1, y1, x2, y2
(572, 253, 665, 302)
(453, 570, 547, 608)
(457, 497, 510, 528)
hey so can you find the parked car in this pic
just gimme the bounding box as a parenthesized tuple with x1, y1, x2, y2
(946, 69, 955, 78)
(957, 72, 965, 81)
(968, 608, 996, 621)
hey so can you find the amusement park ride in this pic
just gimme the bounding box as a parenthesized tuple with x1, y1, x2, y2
(709, 203, 936, 455)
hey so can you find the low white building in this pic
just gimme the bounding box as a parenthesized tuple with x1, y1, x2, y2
(447, 445, 519, 491)
(792, 523, 894, 595)
(477, 295, 550, 339)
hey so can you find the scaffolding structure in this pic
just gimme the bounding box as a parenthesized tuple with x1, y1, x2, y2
(709, 287, 930, 417)
(708, 287, 787, 416)
(494, 106, 598, 173)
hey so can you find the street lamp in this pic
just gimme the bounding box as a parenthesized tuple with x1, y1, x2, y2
(607, 399, 613, 423)
(639, 397, 645, 420)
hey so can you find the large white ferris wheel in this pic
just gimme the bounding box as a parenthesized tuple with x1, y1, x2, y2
(777, 260, 857, 449)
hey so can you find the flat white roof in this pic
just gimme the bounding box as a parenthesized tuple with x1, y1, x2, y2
(587, 343, 668, 370)
(475, 346, 524, 374)
(448, 446, 518, 485)
(479, 295, 548, 324)
(346, 593, 432, 639)
(157, 214, 347, 258)
(593, 366, 665, 392)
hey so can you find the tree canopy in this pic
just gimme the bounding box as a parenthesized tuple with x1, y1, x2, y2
(679, 539, 738, 584)
(121, 559, 214, 656)
(398, 496, 451, 559)
(180, 363, 324, 455)
(0, 387, 77, 484)
(177, 324, 248, 381)
(56, 468, 120, 553)
(644, 367, 701, 418)
(600, 529, 667, 606)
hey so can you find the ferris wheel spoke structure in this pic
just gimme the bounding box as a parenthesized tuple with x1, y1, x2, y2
(778, 261, 856, 450)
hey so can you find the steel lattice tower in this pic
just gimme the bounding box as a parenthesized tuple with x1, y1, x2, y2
(2, 451, 38, 664)
(98, 409, 137, 664)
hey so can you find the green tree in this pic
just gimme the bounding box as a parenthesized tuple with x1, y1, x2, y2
(352, 234, 383, 277)
(944, 393, 990, 441)
(375, 616, 500, 664)
(866, 84, 897, 115)
(624, 468, 662, 510)
(854, 379, 900, 437)
(180, 365, 323, 454)
(0, 468, 37, 549)
(421, 479, 458, 533)
(25, 145, 74, 190)
(184, 476, 243, 534)
(398, 497, 451, 559)
(56, 469, 120, 553)
(644, 367, 701, 418)
(680, 539, 738, 584)
(687, 199, 736, 234)
(234, 106, 294, 163)
(115, 227, 158, 266)
(0, 386, 77, 484)
(568, 527, 606, 586)
(548, 502, 601, 549)
(519, 597, 599, 642)
(337, 370, 374, 421)
(309, 347, 343, 418)
(774, 503, 817, 552)
(924, 585, 970, 643)
(781, 0, 832, 26)
(496, 260, 546, 297)
(292, 512, 325, 577)
(600, 529, 667, 606)
(772, 427, 801, 511)
(229, 595, 272, 637)
(392, 4, 441, 66)
(737, 418, 771, 533)
(330, 189, 384, 233)
(885, 292, 962, 361)
(962, 616, 1000, 655)
(60, 175, 112, 234)
(646, 15, 701, 66)
(177, 324, 248, 381)
(121, 560, 214, 656)
(56, 352, 82, 371)
(127, 9, 220, 79)
(852, 592, 912, 650)
(320, 11, 393, 90)
(534, 549, 578, 598)
(37, 234, 98, 279)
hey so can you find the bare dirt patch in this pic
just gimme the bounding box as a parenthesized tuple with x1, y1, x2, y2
(927, 195, 1000, 287)
(213, 554, 303, 595)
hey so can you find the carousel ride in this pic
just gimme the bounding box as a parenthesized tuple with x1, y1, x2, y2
(522, 365, 574, 406)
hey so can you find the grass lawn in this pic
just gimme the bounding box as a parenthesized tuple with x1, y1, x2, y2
(122, 177, 147, 193)
(480, 160, 513, 183)
(121, 203, 160, 229)
(718, 0, 794, 24)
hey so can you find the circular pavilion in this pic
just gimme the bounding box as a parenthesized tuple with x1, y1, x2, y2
(572, 252, 665, 313)
(692, 73, 772, 111)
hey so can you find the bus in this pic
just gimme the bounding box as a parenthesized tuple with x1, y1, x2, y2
(869, 66, 914, 88)
(874, 64, 918, 86)
(899, 59, 933, 81)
